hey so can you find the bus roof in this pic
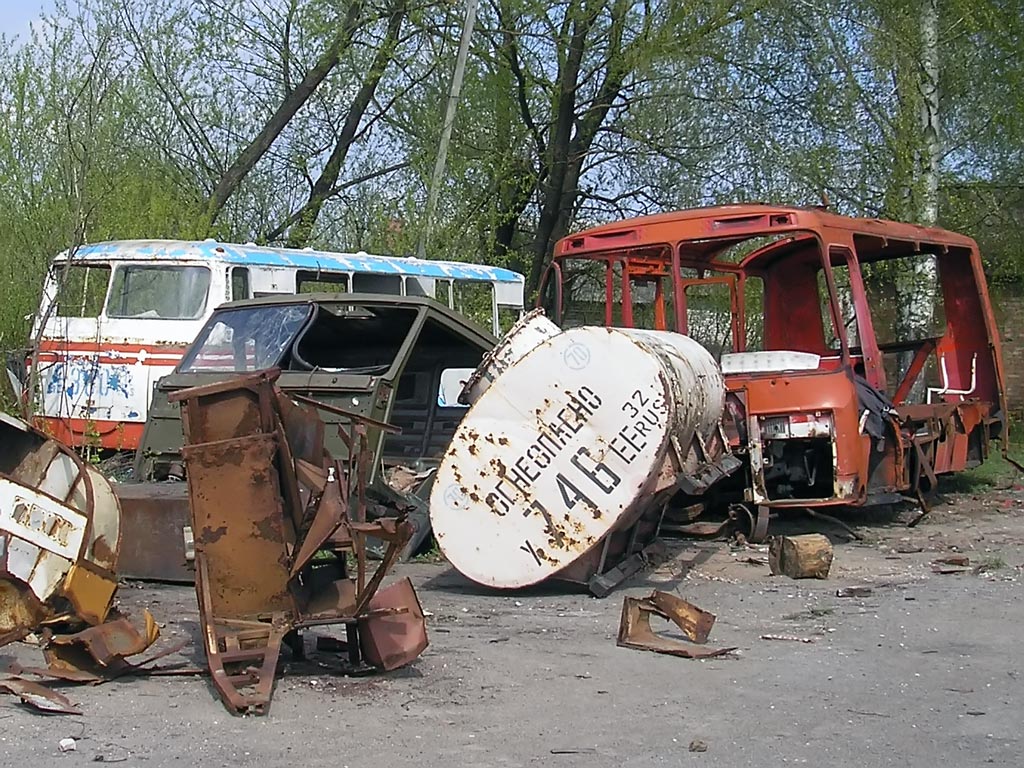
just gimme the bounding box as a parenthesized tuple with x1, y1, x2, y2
(55, 239, 525, 285)
(556, 203, 978, 257)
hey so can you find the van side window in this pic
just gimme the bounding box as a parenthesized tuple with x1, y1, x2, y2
(54, 264, 111, 317)
(231, 267, 250, 301)
(107, 265, 211, 320)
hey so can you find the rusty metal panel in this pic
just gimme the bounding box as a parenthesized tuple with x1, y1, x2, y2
(359, 577, 428, 671)
(617, 592, 734, 659)
(114, 482, 193, 582)
(183, 434, 295, 619)
(169, 369, 279, 445)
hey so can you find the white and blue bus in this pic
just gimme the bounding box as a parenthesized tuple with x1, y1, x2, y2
(28, 239, 524, 449)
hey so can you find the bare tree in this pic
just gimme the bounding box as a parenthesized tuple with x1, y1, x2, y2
(203, 0, 367, 228)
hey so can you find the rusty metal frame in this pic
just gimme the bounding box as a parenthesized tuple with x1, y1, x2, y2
(550, 205, 1010, 540)
(174, 370, 426, 715)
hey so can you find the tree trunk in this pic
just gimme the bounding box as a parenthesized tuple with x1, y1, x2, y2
(283, 1, 406, 248)
(918, 0, 940, 227)
(896, 0, 940, 395)
(528, 0, 630, 294)
(203, 1, 365, 229)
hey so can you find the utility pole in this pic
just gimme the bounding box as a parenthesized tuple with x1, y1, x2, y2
(416, 0, 478, 259)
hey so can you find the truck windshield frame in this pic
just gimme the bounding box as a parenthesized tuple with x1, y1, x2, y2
(179, 304, 314, 373)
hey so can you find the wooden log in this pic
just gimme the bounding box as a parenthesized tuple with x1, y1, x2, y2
(769, 534, 833, 579)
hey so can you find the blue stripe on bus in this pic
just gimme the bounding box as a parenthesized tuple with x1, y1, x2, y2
(65, 241, 524, 284)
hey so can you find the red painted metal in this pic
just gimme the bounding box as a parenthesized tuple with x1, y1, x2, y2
(549, 204, 1008, 511)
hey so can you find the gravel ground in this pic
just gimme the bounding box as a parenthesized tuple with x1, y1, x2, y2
(1, 488, 1021, 768)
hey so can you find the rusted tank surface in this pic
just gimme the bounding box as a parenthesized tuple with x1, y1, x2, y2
(0, 412, 121, 644)
(430, 325, 727, 591)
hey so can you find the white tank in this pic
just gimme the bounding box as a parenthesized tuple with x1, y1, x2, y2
(430, 325, 725, 589)
(459, 309, 560, 404)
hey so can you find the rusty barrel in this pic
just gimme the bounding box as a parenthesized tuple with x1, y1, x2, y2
(430, 325, 724, 589)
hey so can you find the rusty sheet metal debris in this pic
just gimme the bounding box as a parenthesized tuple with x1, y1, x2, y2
(46, 608, 160, 669)
(0, 411, 121, 643)
(0, 676, 82, 714)
(114, 482, 193, 582)
(172, 370, 427, 715)
(431, 322, 731, 594)
(358, 577, 428, 671)
(617, 591, 735, 659)
(3, 658, 102, 683)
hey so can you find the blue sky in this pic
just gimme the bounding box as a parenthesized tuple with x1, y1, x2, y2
(0, 0, 54, 42)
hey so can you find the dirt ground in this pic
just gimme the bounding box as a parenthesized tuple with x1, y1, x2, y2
(2, 480, 1022, 768)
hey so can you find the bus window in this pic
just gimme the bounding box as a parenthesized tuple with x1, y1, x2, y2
(54, 264, 110, 317)
(405, 276, 437, 299)
(352, 273, 402, 294)
(629, 275, 675, 331)
(856, 250, 946, 398)
(453, 280, 494, 330)
(498, 307, 521, 334)
(297, 271, 348, 293)
(107, 265, 210, 320)
(561, 259, 612, 328)
(538, 263, 563, 323)
(231, 267, 250, 301)
(858, 254, 946, 346)
(817, 265, 857, 352)
(742, 276, 764, 351)
(683, 282, 735, 359)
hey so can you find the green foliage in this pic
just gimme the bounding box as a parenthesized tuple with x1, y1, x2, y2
(0, 0, 1022, 366)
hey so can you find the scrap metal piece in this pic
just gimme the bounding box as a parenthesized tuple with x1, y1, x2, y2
(173, 371, 427, 715)
(2, 660, 102, 684)
(46, 609, 159, 669)
(0, 676, 81, 714)
(617, 591, 734, 659)
(358, 577, 428, 671)
(0, 412, 121, 644)
(114, 481, 193, 582)
(728, 503, 770, 544)
(647, 591, 715, 643)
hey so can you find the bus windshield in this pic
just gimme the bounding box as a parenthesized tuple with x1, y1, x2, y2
(179, 304, 313, 372)
(106, 265, 211, 319)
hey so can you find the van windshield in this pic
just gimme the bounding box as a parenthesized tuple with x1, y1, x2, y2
(179, 304, 313, 372)
(106, 265, 211, 319)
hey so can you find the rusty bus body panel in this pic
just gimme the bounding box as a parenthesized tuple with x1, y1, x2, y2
(543, 204, 1006, 518)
